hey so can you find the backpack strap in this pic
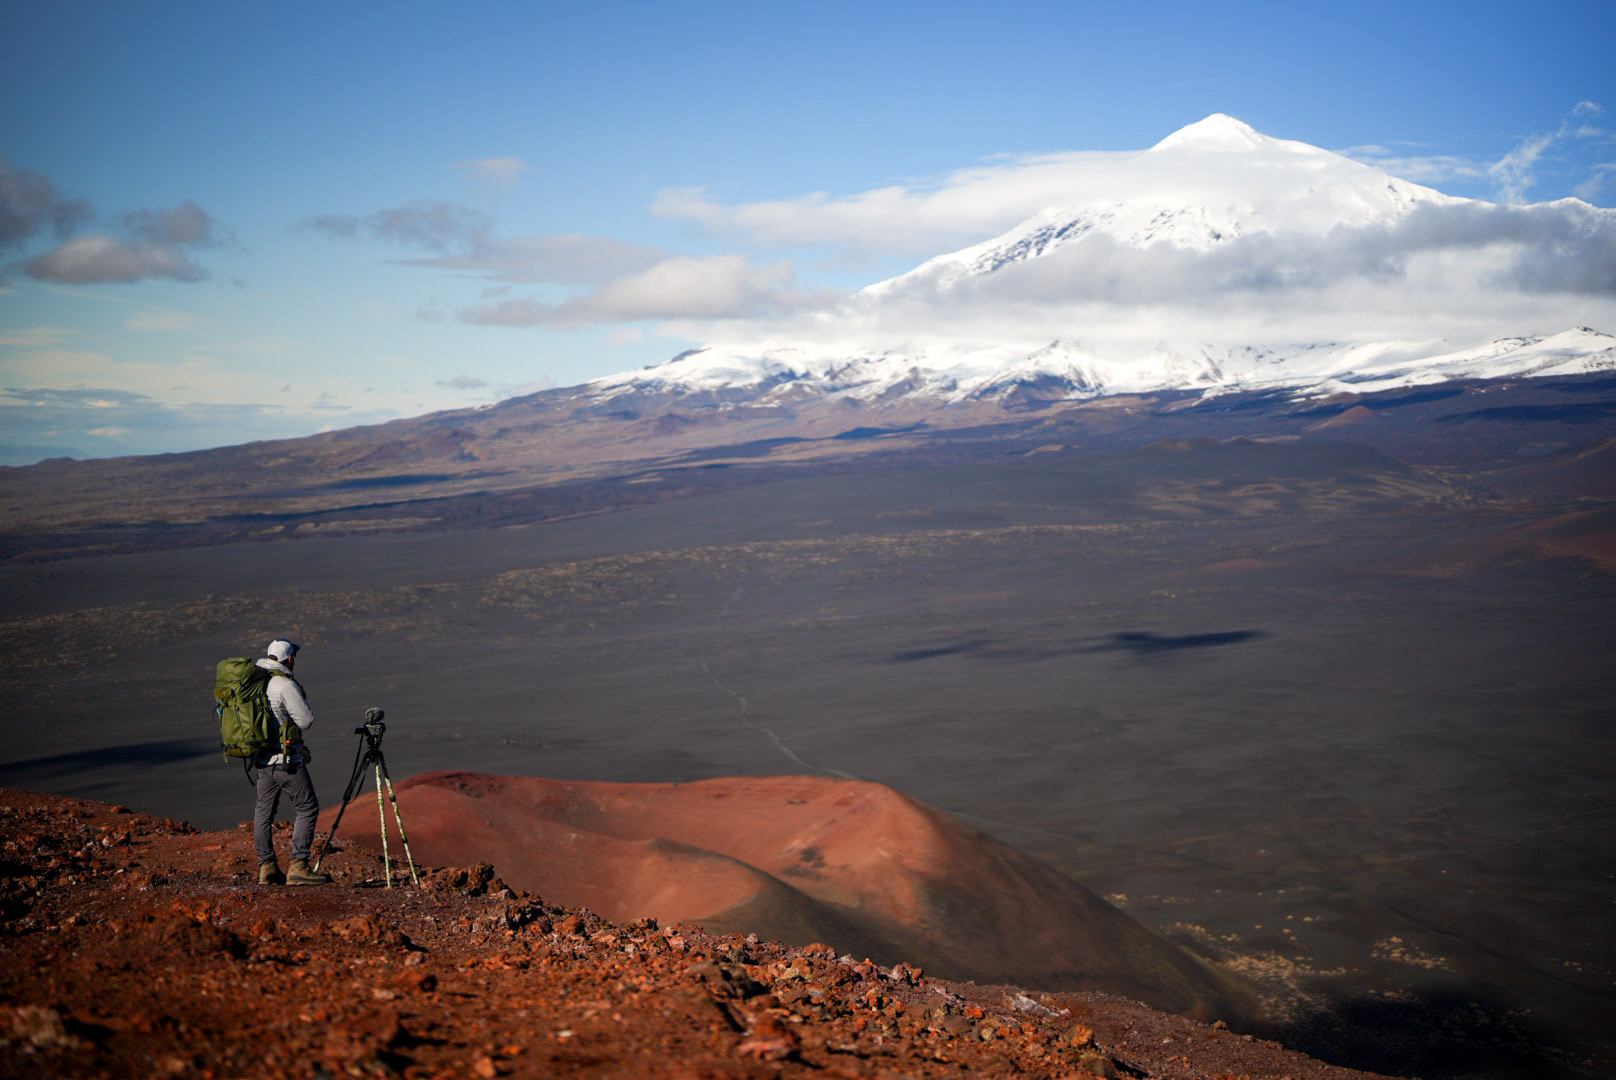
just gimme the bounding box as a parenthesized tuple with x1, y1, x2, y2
(262, 668, 310, 757)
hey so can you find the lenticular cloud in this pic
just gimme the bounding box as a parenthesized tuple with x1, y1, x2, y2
(678, 115, 1615, 354)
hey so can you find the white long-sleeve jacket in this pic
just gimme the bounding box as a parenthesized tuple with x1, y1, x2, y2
(255, 657, 313, 765)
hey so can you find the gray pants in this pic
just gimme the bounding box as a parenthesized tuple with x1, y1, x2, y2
(254, 761, 320, 864)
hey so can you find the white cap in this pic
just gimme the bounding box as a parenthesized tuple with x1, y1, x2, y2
(266, 639, 300, 661)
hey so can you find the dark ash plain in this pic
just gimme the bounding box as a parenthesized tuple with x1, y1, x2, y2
(3, 378, 1614, 1080)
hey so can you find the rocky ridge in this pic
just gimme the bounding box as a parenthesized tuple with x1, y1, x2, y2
(0, 788, 1402, 1080)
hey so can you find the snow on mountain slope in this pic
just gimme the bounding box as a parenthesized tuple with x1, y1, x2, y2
(586, 329, 1615, 410)
(583, 115, 1614, 411)
(1294, 327, 1616, 396)
(861, 115, 1463, 297)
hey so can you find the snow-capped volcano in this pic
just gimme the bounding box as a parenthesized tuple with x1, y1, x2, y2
(863, 114, 1461, 296)
(583, 115, 1615, 411)
(584, 328, 1615, 413)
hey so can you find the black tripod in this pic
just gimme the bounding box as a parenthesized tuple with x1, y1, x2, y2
(313, 708, 420, 887)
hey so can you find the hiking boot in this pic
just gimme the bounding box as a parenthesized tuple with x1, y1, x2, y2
(258, 860, 285, 886)
(286, 858, 331, 886)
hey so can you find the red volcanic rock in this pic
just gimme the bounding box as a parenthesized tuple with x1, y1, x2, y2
(1303, 404, 1377, 432)
(325, 772, 1249, 1021)
(0, 788, 1407, 1080)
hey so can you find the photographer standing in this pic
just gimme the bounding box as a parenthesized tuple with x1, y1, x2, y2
(254, 639, 330, 886)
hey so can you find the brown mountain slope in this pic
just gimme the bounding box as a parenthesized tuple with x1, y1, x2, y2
(1, 787, 1404, 1080)
(324, 772, 1252, 1022)
(5, 371, 1614, 546)
(1475, 437, 1616, 498)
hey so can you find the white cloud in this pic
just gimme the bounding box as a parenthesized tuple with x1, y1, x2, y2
(649, 153, 1117, 259)
(454, 156, 529, 186)
(650, 153, 1121, 258)
(0, 387, 418, 464)
(124, 309, 201, 333)
(19, 200, 228, 285)
(1337, 145, 1487, 185)
(401, 233, 668, 284)
(0, 344, 477, 464)
(1576, 163, 1616, 203)
(25, 233, 207, 284)
(193, 337, 300, 355)
(119, 200, 227, 247)
(686, 198, 1616, 355)
(650, 146, 1404, 260)
(653, 108, 1615, 269)
(1489, 101, 1605, 204)
(2, 349, 119, 378)
(459, 254, 828, 327)
(0, 325, 77, 346)
(40, 285, 145, 306)
(580, 255, 811, 320)
(492, 376, 554, 399)
(370, 200, 492, 251)
(306, 199, 493, 252)
(0, 346, 423, 415)
(639, 112, 1615, 356)
(0, 157, 91, 248)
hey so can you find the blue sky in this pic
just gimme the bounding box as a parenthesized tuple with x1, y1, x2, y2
(2, 0, 1613, 463)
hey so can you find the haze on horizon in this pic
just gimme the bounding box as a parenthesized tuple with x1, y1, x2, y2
(2, 0, 1614, 465)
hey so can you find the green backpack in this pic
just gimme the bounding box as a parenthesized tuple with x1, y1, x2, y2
(214, 657, 304, 761)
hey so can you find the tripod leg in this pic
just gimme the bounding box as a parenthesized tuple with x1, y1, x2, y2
(315, 740, 378, 873)
(312, 799, 351, 873)
(377, 760, 421, 887)
(313, 755, 368, 872)
(374, 762, 392, 888)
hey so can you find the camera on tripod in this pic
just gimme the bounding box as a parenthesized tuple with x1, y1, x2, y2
(316, 705, 420, 888)
(354, 706, 386, 739)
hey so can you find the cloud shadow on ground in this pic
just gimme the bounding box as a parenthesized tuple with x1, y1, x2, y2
(885, 629, 1266, 665)
(0, 738, 218, 785)
(1080, 630, 1267, 655)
